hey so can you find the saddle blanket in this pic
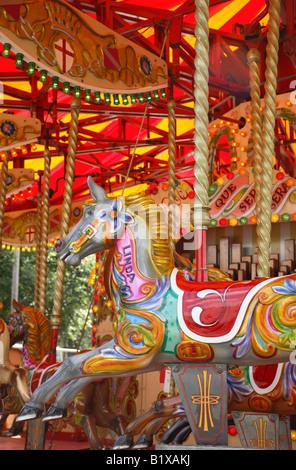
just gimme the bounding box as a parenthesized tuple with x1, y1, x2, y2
(171, 268, 275, 344)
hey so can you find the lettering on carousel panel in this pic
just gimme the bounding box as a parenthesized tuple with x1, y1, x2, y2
(0, 0, 167, 92)
(209, 168, 296, 223)
(209, 173, 249, 218)
(233, 183, 256, 217)
(271, 179, 295, 213)
(122, 244, 136, 284)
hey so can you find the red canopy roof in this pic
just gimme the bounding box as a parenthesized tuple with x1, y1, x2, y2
(0, 0, 293, 213)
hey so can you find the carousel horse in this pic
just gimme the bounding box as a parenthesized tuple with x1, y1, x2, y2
(16, 176, 296, 423)
(1, 301, 127, 448)
(0, 310, 31, 407)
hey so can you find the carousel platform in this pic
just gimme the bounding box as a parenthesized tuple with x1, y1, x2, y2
(0, 433, 89, 451)
(0, 433, 91, 450)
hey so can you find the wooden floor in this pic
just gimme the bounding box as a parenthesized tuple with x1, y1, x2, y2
(0, 434, 91, 451)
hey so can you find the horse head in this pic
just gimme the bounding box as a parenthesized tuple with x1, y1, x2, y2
(8, 300, 29, 347)
(55, 177, 133, 267)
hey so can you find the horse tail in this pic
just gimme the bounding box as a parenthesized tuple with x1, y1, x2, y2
(22, 307, 51, 364)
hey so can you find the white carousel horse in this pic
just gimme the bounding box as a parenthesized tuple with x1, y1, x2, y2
(16, 176, 296, 422)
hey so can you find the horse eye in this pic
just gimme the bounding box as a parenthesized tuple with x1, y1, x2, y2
(85, 207, 94, 215)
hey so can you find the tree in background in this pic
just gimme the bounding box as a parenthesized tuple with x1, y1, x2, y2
(0, 248, 95, 350)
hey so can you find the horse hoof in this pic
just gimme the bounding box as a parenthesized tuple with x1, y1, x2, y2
(133, 435, 153, 449)
(113, 435, 133, 450)
(42, 404, 67, 422)
(15, 404, 43, 422)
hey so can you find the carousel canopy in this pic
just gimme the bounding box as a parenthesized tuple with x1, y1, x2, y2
(0, 0, 295, 222)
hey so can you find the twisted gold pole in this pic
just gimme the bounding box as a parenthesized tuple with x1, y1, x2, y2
(50, 98, 81, 331)
(257, 0, 281, 279)
(0, 154, 8, 256)
(167, 99, 177, 413)
(168, 99, 176, 252)
(38, 150, 51, 315)
(34, 192, 42, 310)
(193, 0, 210, 228)
(247, 48, 265, 277)
(247, 48, 262, 212)
(193, 0, 210, 281)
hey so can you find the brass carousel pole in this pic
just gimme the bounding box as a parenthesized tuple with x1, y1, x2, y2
(34, 185, 42, 310)
(167, 89, 177, 410)
(247, 48, 264, 276)
(38, 149, 51, 315)
(193, 0, 211, 282)
(49, 97, 81, 361)
(257, 0, 281, 278)
(0, 152, 9, 256)
(168, 97, 176, 253)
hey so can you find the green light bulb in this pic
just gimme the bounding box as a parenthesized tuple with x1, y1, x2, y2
(160, 88, 167, 98)
(84, 89, 91, 101)
(146, 91, 152, 102)
(74, 86, 81, 98)
(27, 62, 36, 76)
(113, 94, 119, 105)
(122, 94, 129, 105)
(153, 90, 160, 100)
(94, 91, 101, 103)
(2, 43, 11, 57)
(15, 53, 23, 67)
(63, 82, 70, 94)
(130, 94, 137, 104)
(239, 217, 247, 225)
(40, 70, 47, 83)
(138, 93, 145, 103)
(104, 93, 110, 104)
(52, 76, 59, 89)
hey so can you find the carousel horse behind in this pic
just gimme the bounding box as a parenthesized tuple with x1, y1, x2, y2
(16, 177, 296, 423)
(0, 303, 31, 406)
(0, 301, 127, 448)
(113, 360, 296, 449)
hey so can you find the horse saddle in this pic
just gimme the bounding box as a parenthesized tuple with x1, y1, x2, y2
(171, 268, 273, 344)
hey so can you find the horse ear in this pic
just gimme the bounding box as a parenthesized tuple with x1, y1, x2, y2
(12, 299, 22, 311)
(87, 176, 109, 202)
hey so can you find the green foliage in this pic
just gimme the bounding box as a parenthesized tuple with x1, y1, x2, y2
(0, 248, 95, 350)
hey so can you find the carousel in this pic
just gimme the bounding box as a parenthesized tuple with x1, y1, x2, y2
(0, 0, 296, 452)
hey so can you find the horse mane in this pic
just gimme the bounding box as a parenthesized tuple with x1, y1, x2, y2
(22, 306, 51, 364)
(124, 192, 174, 276)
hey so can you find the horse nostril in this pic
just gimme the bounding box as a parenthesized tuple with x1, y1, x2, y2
(55, 239, 63, 252)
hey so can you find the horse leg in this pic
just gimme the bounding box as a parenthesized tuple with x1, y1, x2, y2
(43, 376, 97, 421)
(16, 348, 99, 422)
(133, 397, 185, 449)
(113, 394, 183, 450)
(91, 380, 127, 436)
(113, 401, 161, 450)
(173, 423, 192, 445)
(133, 416, 173, 449)
(17, 336, 160, 423)
(81, 414, 104, 450)
(160, 417, 189, 444)
(12, 368, 30, 403)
